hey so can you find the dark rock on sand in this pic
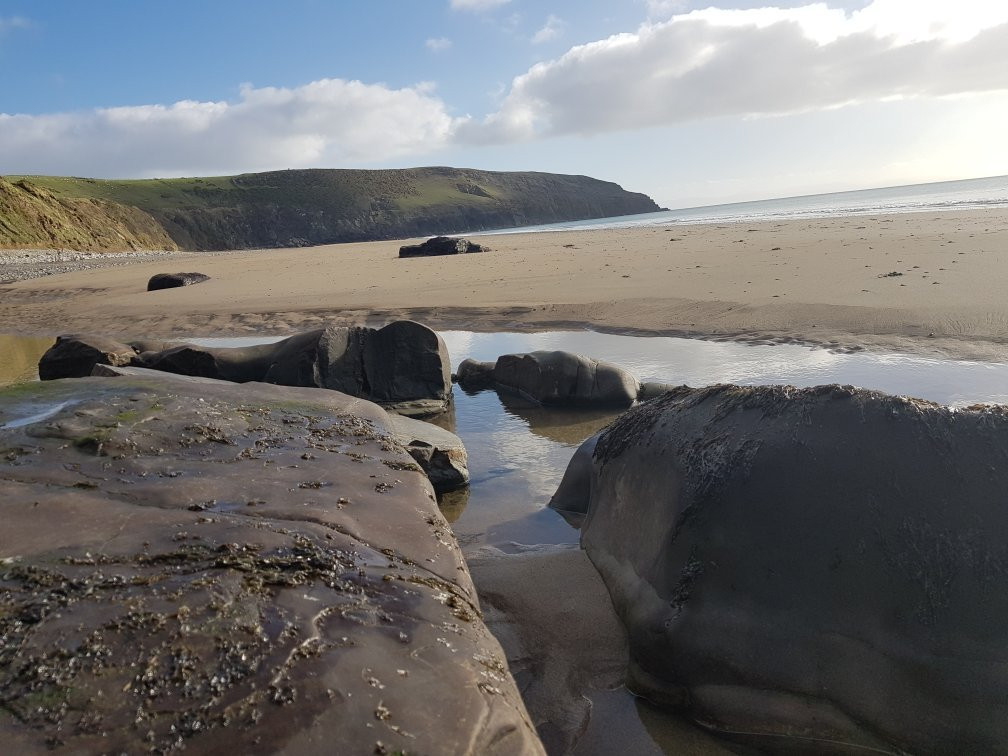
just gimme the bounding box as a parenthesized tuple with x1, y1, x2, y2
(386, 413, 469, 492)
(147, 272, 210, 290)
(37, 333, 137, 380)
(493, 351, 639, 408)
(0, 372, 541, 755)
(399, 236, 486, 258)
(557, 383, 1008, 753)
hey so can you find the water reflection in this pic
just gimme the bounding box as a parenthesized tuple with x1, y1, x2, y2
(440, 330, 1008, 407)
(432, 387, 597, 548)
(433, 330, 1008, 550)
(0, 334, 53, 388)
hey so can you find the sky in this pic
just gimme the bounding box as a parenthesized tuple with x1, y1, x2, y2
(1, 0, 1007, 208)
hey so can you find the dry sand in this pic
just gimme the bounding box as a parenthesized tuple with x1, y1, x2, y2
(1, 209, 1007, 360)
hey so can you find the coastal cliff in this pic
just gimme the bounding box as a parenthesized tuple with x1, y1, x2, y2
(1, 167, 661, 252)
(0, 177, 178, 252)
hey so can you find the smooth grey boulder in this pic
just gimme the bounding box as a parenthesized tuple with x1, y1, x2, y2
(38, 334, 137, 380)
(363, 320, 453, 408)
(147, 272, 210, 290)
(637, 381, 678, 402)
(456, 358, 496, 390)
(0, 373, 542, 754)
(386, 413, 469, 492)
(493, 351, 639, 408)
(316, 325, 371, 395)
(399, 236, 486, 258)
(136, 340, 278, 383)
(563, 383, 1008, 753)
(547, 432, 599, 516)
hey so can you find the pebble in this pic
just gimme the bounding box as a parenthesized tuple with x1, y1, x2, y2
(0, 248, 206, 283)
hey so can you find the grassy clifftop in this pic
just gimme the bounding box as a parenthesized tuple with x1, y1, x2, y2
(0, 177, 178, 252)
(2, 167, 662, 251)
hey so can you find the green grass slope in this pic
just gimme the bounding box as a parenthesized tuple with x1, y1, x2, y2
(3, 167, 662, 251)
(0, 177, 178, 252)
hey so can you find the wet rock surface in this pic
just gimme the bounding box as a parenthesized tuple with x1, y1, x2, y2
(147, 272, 211, 291)
(399, 236, 487, 258)
(557, 383, 1008, 753)
(0, 375, 541, 754)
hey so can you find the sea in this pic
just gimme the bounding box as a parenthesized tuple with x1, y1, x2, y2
(474, 174, 1008, 235)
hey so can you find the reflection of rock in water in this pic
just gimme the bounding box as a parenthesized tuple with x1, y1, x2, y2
(0, 334, 53, 387)
(573, 688, 745, 756)
(497, 392, 619, 445)
(437, 485, 469, 523)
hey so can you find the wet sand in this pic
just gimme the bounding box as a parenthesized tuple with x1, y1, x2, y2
(1, 209, 1007, 360)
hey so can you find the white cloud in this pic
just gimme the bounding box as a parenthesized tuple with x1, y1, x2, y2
(0, 15, 30, 32)
(0, 78, 464, 177)
(460, 1, 1008, 143)
(450, 0, 510, 11)
(426, 36, 452, 52)
(644, 0, 686, 19)
(532, 15, 564, 44)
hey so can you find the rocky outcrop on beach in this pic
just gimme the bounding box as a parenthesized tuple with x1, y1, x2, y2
(147, 272, 211, 290)
(456, 351, 640, 408)
(551, 383, 1008, 752)
(399, 236, 486, 258)
(0, 373, 541, 754)
(39, 321, 454, 417)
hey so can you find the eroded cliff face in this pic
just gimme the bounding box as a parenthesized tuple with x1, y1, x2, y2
(0, 178, 178, 252)
(2, 167, 662, 252)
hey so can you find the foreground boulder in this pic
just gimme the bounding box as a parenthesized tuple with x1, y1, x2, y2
(37, 334, 137, 380)
(42, 321, 454, 416)
(147, 272, 210, 290)
(399, 236, 486, 258)
(492, 351, 639, 408)
(555, 384, 1008, 753)
(0, 373, 541, 754)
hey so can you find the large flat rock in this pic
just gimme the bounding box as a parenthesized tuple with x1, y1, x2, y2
(0, 375, 541, 754)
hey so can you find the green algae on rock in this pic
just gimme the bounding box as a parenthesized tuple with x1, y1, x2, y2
(0, 375, 542, 754)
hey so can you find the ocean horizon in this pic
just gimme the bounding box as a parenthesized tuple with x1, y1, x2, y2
(475, 173, 1008, 236)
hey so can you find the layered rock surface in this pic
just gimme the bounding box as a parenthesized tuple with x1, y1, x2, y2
(0, 374, 540, 754)
(553, 384, 1008, 753)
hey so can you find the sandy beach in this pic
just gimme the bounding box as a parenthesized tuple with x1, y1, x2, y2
(2, 209, 1007, 360)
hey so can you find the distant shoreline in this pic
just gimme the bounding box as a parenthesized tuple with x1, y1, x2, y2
(471, 173, 1008, 236)
(2, 208, 1008, 363)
